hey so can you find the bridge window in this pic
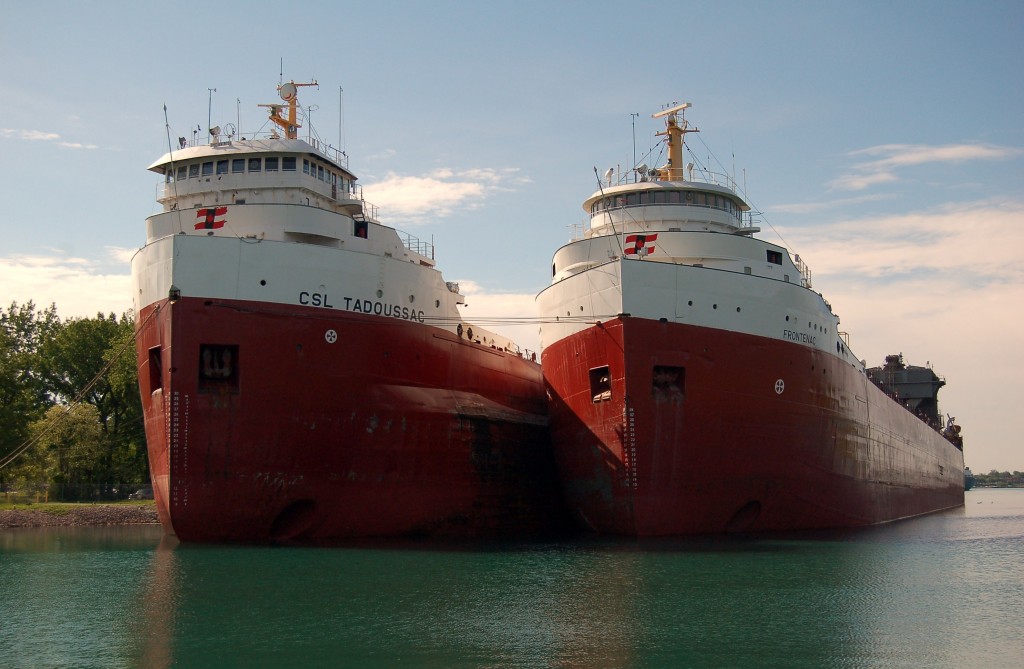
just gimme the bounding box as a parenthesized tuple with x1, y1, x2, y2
(201, 162, 213, 176)
(248, 158, 261, 172)
(303, 159, 310, 174)
(231, 158, 245, 173)
(188, 164, 199, 178)
(283, 157, 296, 171)
(767, 250, 783, 265)
(265, 157, 279, 171)
(216, 160, 228, 175)
(176, 166, 186, 180)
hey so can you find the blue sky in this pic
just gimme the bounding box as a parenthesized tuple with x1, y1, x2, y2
(2, 1, 1021, 472)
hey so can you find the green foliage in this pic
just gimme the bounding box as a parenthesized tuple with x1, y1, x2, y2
(31, 404, 105, 489)
(973, 471, 1024, 488)
(0, 301, 61, 471)
(1, 304, 147, 499)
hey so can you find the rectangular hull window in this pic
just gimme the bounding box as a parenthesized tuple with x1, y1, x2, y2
(589, 365, 611, 403)
(148, 346, 162, 394)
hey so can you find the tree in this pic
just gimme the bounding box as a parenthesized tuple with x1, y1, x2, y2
(2, 307, 148, 496)
(29, 404, 105, 500)
(37, 311, 148, 492)
(0, 301, 61, 488)
(104, 315, 147, 484)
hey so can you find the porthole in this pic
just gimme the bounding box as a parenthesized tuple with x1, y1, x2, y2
(736, 307, 741, 312)
(376, 289, 383, 298)
(688, 300, 693, 306)
(409, 295, 415, 303)
(260, 279, 266, 286)
(786, 315, 790, 321)
(713, 304, 718, 310)
(435, 299, 440, 308)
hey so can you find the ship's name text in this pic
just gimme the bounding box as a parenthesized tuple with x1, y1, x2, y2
(782, 329, 816, 345)
(298, 292, 425, 322)
(343, 296, 425, 323)
(299, 292, 333, 307)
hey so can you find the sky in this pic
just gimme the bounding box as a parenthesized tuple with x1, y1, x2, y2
(1, 1, 1021, 472)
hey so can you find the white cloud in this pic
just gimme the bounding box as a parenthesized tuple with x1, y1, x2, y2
(57, 141, 99, 150)
(785, 200, 1024, 281)
(827, 170, 899, 191)
(848, 143, 1022, 169)
(1, 128, 99, 149)
(362, 167, 524, 224)
(105, 246, 138, 264)
(1, 128, 60, 141)
(0, 253, 132, 318)
(455, 282, 541, 354)
(829, 142, 1022, 192)
(785, 200, 1024, 472)
(773, 193, 893, 215)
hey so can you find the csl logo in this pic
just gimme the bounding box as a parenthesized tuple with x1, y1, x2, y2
(299, 291, 334, 307)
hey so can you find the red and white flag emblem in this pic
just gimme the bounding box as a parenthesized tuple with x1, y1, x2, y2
(624, 233, 658, 256)
(195, 207, 228, 230)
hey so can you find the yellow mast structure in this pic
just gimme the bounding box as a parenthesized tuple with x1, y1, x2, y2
(652, 102, 698, 181)
(259, 80, 318, 140)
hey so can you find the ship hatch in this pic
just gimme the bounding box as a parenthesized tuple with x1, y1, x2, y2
(148, 346, 162, 394)
(199, 344, 239, 392)
(589, 366, 611, 402)
(652, 366, 685, 400)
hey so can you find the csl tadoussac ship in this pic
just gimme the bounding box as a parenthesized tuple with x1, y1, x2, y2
(132, 80, 567, 543)
(536, 101, 966, 536)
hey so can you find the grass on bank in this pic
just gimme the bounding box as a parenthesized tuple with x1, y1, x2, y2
(0, 499, 156, 513)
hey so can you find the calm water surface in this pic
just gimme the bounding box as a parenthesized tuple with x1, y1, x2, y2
(2, 489, 1022, 668)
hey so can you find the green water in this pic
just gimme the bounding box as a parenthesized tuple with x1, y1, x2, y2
(2, 489, 1022, 668)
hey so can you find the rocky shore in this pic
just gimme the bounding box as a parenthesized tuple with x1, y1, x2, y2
(0, 505, 159, 528)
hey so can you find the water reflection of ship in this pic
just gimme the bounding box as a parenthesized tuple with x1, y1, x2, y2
(132, 535, 178, 669)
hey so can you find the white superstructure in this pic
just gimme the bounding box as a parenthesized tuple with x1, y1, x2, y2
(537, 102, 859, 369)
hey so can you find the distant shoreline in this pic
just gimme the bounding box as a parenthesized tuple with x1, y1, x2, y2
(0, 504, 159, 528)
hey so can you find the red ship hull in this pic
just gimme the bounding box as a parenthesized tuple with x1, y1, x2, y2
(136, 297, 567, 543)
(542, 316, 965, 536)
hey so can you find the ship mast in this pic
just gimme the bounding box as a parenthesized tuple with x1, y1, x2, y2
(259, 80, 318, 139)
(652, 102, 698, 182)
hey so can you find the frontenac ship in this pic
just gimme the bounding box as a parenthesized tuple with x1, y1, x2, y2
(536, 102, 966, 536)
(132, 80, 566, 542)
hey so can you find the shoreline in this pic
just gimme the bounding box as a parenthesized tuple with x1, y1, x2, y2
(0, 504, 159, 529)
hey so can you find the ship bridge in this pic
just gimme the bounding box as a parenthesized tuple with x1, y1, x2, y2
(142, 82, 434, 267)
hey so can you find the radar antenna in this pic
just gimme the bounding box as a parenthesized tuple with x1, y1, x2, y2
(653, 101, 698, 181)
(258, 79, 318, 140)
